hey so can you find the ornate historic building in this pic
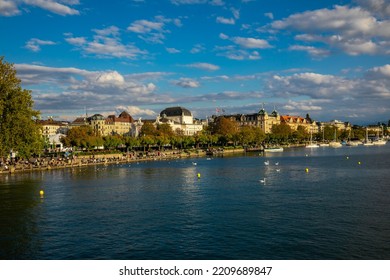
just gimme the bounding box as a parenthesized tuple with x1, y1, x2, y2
(156, 106, 204, 136)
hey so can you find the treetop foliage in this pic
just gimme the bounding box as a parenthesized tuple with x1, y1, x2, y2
(0, 57, 42, 158)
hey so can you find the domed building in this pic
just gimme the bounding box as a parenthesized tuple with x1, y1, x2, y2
(157, 106, 203, 135)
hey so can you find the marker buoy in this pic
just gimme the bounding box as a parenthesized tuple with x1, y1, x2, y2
(358, 161, 361, 165)
(197, 173, 201, 179)
(39, 190, 44, 197)
(305, 168, 309, 173)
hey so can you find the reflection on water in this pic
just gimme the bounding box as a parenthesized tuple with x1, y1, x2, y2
(1, 145, 390, 259)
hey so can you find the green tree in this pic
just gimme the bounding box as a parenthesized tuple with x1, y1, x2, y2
(124, 136, 140, 151)
(238, 126, 256, 146)
(0, 57, 42, 158)
(156, 123, 174, 137)
(293, 125, 309, 143)
(103, 135, 123, 150)
(61, 126, 94, 149)
(271, 123, 292, 143)
(140, 122, 157, 136)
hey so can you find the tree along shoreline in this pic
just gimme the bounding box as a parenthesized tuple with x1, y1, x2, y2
(0, 147, 247, 175)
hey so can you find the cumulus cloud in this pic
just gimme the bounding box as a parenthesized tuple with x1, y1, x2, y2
(174, 78, 200, 88)
(115, 105, 156, 117)
(216, 16, 235, 25)
(217, 34, 270, 60)
(166, 47, 181, 53)
(184, 62, 220, 71)
(0, 0, 80, 16)
(354, 0, 390, 18)
(0, 0, 20, 16)
(270, 4, 390, 56)
(127, 16, 181, 44)
(65, 26, 147, 59)
(232, 36, 272, 49)
(265, 65, 390, 121)
(190, 44, 206, 54)
(25, 38, 56, 52)
(96, 71, 125, 85)
(283, 100, 322, 111)
(216, 45, 261, 60)
(288, 45, 331, 58)
(13, 63, 171, 117)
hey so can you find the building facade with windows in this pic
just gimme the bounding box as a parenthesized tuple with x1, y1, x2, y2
(156, 106, 204, 136)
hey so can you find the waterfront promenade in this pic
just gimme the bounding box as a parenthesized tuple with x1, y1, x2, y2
(0, 148, 244, 175)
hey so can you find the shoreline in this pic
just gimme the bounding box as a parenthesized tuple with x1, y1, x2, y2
(0, 148, 245, 176)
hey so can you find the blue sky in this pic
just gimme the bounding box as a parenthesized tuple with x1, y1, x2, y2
(1, 0, 389, 124)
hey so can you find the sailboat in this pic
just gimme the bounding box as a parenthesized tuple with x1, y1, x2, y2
(346, 129, 360, 146)
(329, 128, 342, 148)
(363, 127, 374, 146)
(373, 126, 387, 145)
(306, 128, 319, 148)
(319, 128, 329, 147)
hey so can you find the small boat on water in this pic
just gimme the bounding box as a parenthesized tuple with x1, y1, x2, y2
(329, 128, 342, 148)
(363, 127, 374, 146)
(373, 139, 387, 145)
(329, 141, 342, 148)
(306, 143, 319, 148)
(306, 129, 319, 148)
(346, 140, 360, 146)
(372, 126, 387, 145)
(264, 147, 284, 152)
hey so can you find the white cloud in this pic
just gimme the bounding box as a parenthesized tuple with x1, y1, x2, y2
(190, 43, 206, 54)
(166, 47, 181, 53)
(25, 38, 56, 52)
(65, 26, 147, 59)
(232, 36, 272, 49)
(115, 105, 156, 117)
(283, 100, 322, 111)
(288, 45, 331, 58)
(96, 71, 125, 85)
(217, 34, 271, 60)
(1, 0, 80, 16)
(216, 16, 235, 25)
(219, 33, 229, 40)
(270, 4, 390, 56)
(185, 62, 220, 71)
(264, 12, 274, 20)
(216, 45, 261, 60)
(231, 7, 240, 19)
(0, 0, 20, 16)
(13, 63, 169, 116)
(171, 0, 224, 5)
(127, 19, 164, 33)
(64, 36, 86, 46)
(127, 16, 181, 44)
(174, 78, 200, 88)
(354, 0, 390, 18)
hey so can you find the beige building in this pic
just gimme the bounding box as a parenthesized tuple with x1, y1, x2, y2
(218, 105, 321, 134)
(70, 111, 135, 136)
(156, 106, 204, 136)
(38, 119, 69, 138)
(280, 115, 318, 133)
(224, 108, 281, 134)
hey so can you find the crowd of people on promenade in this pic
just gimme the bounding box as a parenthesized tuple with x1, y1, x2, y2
(0, 150, 191, 174)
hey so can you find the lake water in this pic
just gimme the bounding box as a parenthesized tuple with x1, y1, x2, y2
(1, 145, 390, 260)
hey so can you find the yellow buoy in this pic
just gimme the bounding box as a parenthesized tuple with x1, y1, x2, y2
(305, 168, 309, 173)
(197, 173, 201, 179)
(39, 190, 44, 197)
(358, 161, 361, 165)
